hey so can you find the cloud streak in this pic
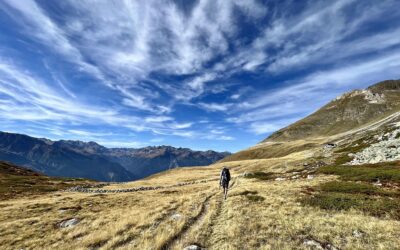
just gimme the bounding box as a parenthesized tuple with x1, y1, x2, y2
(0, 0, 399, 151)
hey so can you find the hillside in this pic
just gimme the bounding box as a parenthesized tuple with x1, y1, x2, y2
(0, 161, 93, 200)
(266, 80, 400, 142)
(222, 79, 400, 162)
(0, 132, 229, 181)
(1, 80, 400, 249)
(0, 132, 136, 182)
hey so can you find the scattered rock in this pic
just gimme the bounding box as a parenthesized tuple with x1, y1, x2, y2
(352, 230, 366, 238)
(303, 239, 323, 249)
(171, 213, 183, 220)
(183, 245, 202, 250)
(66, 179, 211, 194)
(350, 128, 400, 165)
(275, 177, 286, 181)
(307, 175, 314, 180)
(303, 239, 338, 250)
(324, 143, 337, 149)
(373, 179, 382, 187)
(59, 218, 80, 228)
(242, 172, 251, 177)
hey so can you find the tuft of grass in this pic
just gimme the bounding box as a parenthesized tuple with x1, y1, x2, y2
(333, 154, 353, 165)
(320, 181, 379, 195)
(237, 190, 265, 202)
(244, 172, 275, 181)
(246, 195, 265, 202)
(318, 162, 400, 184)
(238, 190, 258, 196)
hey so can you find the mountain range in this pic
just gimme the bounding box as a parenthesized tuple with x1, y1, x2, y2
(0, 132, 230, 182)
(2, 79, 400, 249)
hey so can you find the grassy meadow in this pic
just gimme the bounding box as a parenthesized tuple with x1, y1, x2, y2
(1, 149, 400, 249)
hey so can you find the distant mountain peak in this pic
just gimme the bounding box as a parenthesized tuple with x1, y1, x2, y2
(0, 131, 230, 181)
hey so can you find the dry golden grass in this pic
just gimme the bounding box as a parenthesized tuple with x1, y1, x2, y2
(1, 144, 400, 249)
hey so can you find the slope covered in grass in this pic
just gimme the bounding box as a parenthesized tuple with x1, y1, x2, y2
(0, 161, 94, 200)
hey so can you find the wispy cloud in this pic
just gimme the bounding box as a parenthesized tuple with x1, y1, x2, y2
(0, 0, 398, 150)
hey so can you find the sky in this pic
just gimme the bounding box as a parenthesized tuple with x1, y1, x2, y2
(0, 0, 399, 152)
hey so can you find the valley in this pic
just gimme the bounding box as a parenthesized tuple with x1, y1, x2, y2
(1, 80, 400, 249)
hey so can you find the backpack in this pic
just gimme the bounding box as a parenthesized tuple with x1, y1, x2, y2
(222, 168, 231, 182)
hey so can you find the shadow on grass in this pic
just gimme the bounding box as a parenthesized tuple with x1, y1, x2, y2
(236, 190, 265, 202)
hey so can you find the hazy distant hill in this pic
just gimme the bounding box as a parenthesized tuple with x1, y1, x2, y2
(0, 132, 230, 181)
(0, 132, 136, 182)
(104, 146, 231, 178)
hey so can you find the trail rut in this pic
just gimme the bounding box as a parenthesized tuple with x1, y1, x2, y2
(160, 194, 214, 250)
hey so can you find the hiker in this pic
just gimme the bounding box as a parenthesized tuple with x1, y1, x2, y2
(219, 167, 231, 200)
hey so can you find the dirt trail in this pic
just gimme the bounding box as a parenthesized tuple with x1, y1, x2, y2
(160, 194, 214, 250)
(161, 176, 240, 249)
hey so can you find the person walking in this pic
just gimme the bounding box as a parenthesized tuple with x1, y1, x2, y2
(220, 167, 231, 200)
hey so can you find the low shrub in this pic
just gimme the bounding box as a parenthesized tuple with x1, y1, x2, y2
(318, 162, 400, 184)
(244, 172, 275, 180)
(302, 192, 400, 219)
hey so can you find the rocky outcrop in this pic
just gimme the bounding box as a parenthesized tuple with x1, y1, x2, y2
(350, 128, 400, 165)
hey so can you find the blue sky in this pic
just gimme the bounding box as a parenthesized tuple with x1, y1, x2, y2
(0, 0, 400, 152)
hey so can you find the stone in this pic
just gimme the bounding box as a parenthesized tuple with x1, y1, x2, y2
(307, 175, 314, 180)
(275, 177, 286, 181)
(59, 218, 79, 228)
(303, 239, 337, 250)
(303, 239, 323, 249)
(352, 230, 365, 238)
(171, 213, 183, 220)
(183, 245, 202, 250)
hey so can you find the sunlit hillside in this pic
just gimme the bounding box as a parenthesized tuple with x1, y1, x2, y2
(2, 81, 400, 249)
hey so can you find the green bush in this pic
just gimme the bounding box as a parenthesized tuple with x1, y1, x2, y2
(302, 192, 400, 219)
(318, 163, 400, 183)
(244, 172, 275, 180)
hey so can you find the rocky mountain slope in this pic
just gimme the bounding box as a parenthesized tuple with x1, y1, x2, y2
(223, 79, 400, 162)
(0, 132, 229, 181)
(266, 80, 400, 142)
